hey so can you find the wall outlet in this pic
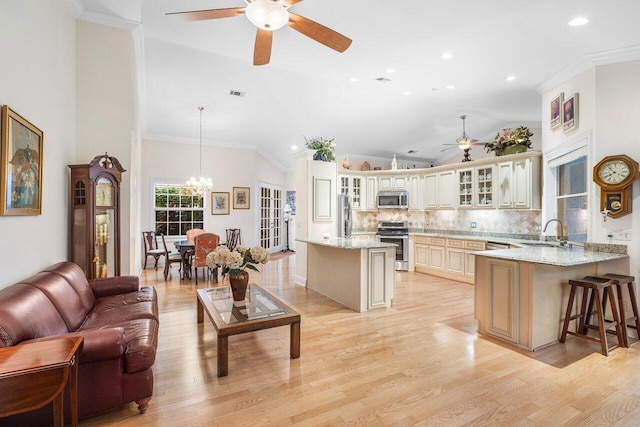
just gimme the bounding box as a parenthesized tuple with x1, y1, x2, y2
(611, 229, 632, 241)
(535, 225, 541, 231)
(471, 222, 477, 229)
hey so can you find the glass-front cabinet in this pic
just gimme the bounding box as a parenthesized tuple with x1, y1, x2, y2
(457, 168, 473, 207)
(475, 165, 496, 207)
(339, 174, 363, 209)
(69, 153, 125, 279)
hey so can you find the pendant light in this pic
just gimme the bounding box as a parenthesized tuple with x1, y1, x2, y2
(186, 107, 213, 197)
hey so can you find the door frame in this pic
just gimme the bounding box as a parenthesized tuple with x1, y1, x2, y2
(255, 181, 285, 253)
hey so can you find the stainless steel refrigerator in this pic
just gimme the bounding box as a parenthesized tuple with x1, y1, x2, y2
(337, 194, 352, 238)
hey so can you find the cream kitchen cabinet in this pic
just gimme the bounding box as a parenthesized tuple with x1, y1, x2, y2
(408, 175, 421, 210)
(423, 171, 455, 209)
(339, 174, 364, 210)
(378, 175, 407, 191)
(413, 236, 484, 284)
(365, 176, 378, 210)
(497, 155, 541, 209)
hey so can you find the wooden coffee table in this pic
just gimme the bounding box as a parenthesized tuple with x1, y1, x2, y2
(197, 284, 301, 377)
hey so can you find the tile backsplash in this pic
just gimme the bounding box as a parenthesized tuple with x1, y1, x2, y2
(354, 209, 542, 236)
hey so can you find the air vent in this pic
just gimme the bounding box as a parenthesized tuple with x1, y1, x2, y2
(375, 77, 392, 83)
(229, 90, 245, 97)
(407, 150, 418, 154)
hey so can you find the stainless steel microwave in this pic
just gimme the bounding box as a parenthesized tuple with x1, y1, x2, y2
(377, 191, 409, 209)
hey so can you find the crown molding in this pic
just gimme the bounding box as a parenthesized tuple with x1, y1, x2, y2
(535, 44, 640, 94)
(77, 10, 141, 31)
(61, 0, 84, 18)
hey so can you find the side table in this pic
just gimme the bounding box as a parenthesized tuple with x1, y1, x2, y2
(0, 336, 84, 427)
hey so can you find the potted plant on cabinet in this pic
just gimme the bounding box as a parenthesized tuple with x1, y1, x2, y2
(305, 137, 336, 162)
(484, 126, 533, 156)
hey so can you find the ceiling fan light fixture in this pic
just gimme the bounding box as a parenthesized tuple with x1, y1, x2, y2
(245, 0, 289, 31)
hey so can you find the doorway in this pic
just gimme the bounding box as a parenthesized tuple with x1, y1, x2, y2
(259, 183, 283, 252)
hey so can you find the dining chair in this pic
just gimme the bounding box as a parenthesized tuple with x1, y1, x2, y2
(186, 228, 205, 242)
(160, 234, 183, 281)
(142, 231, 165, 269)
(225, 229, 241, 252)
(192, 233, 220, 285)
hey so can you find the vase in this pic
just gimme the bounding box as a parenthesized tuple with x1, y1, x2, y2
(496, 145, 528, 156)
(229, 271, 249, 302)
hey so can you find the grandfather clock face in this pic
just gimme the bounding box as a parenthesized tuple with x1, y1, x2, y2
(95, 177, 114, 207)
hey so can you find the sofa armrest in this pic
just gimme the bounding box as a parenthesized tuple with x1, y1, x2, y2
(22, 328, 126, 363)
(89, 276, 139, 298)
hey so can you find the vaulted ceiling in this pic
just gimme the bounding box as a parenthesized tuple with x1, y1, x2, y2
(76, 0, 640, 170)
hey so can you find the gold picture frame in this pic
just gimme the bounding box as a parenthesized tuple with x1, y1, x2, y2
(211, 191, 230, 215)
(1, 106, 44, 216)
(233, 186, 250, 209)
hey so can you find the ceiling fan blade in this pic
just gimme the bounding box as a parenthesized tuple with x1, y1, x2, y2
(166, 7, 246, 22)
(440, 146, 459, 152)
(254, 29, 273, 66)
(287, 13, 352, 53)
(286, 0, 304, 5)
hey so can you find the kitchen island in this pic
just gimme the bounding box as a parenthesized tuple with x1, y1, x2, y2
(474, 245, 629, 350)
(298, 237, 396, 312)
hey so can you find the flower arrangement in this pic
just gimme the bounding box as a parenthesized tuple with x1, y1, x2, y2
(484, 126, 533, 156)
(206, 245, 270, 277)
(305, 137, 336, 162)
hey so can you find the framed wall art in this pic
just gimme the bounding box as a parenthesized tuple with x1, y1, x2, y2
(232, 186, 250, 209)
(562, 93, 578, 132)
(550, 92, 563, 130)
(211, 191, 230, 215)
(1, 105, 44, 216)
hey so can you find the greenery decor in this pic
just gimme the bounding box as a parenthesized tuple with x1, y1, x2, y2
(305, 137, 336, 162)
(484, 126, 533, 156)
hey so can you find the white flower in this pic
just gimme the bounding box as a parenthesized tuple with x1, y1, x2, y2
(250, 246, 270, 264)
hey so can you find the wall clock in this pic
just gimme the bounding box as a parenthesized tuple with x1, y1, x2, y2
(593, 154, 638, 219)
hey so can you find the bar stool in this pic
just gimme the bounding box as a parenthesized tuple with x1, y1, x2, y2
(560, 276, 625, 356)
(599, 274, 640, 347)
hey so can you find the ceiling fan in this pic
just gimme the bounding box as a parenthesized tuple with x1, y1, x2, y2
(441, 115, 485, 162)
(166, 0, 352, 66)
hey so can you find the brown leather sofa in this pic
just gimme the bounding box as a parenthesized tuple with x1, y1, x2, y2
(0, 261, 158, 426)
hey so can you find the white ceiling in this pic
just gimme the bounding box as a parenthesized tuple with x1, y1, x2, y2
(77, 0, 640, 170)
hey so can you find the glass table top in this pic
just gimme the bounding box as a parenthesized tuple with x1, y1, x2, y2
(203, 285, 287, 324)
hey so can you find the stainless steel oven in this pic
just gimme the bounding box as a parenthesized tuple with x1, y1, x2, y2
(376, 221, 409, 271)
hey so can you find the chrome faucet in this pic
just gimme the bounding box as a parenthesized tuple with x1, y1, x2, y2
(543, 219, 567, 246)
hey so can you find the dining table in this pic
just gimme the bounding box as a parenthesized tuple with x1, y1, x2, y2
(174, 240, 195, 280)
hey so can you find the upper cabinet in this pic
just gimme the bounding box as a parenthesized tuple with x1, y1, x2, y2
(365, 176, 378, 210)
(424, 170, 455, 209)
(497, 155, 541, 209)
(456, 165, 496, 208)
(408, 175, 421, 210)
(378, 175, 407, 191)
(339, 174, 365, 209)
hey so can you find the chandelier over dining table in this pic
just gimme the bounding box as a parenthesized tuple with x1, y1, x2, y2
(186, 106, 213, 197)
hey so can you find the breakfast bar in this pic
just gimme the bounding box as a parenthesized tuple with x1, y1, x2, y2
(474, 245, 629, 350)
(299, 238, 396, 312)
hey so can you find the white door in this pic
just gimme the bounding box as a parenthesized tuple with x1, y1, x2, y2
(259, 184, 284, 252)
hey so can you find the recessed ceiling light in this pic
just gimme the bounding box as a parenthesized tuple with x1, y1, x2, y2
(386, 68, 396, 73)
(505, 75, 516, 81)
(441, 52, 453, 60)
(445, 85, 455, 89)
(568, 17, 589, 26)
(291, 145, 298, 150)
(403, 91, 411, 96)
(349, 77, 358, 82)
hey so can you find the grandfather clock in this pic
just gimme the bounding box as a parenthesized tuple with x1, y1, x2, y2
(68, 153, 126, 279)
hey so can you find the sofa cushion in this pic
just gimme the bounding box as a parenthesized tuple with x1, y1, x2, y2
(43, 262, 96, 312)
(21, 270, 91, 331)
(84, 318, 159, 374)
(84, 287, 158, 327)
(0, 284, 69, 347)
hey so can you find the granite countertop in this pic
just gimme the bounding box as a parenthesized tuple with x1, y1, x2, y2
(472, 246, 628, 267)
(297, 237, 396, 250)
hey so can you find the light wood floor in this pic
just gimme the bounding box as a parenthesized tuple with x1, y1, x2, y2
(81, 255, 640, 426)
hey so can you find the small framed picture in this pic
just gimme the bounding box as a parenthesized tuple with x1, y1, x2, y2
(550, 92, 563, 130)
(211, 192, 230, 215)
(233, 186, 250, 209)
(1, 105, 44, 216)
(562, 93, 578, 132)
